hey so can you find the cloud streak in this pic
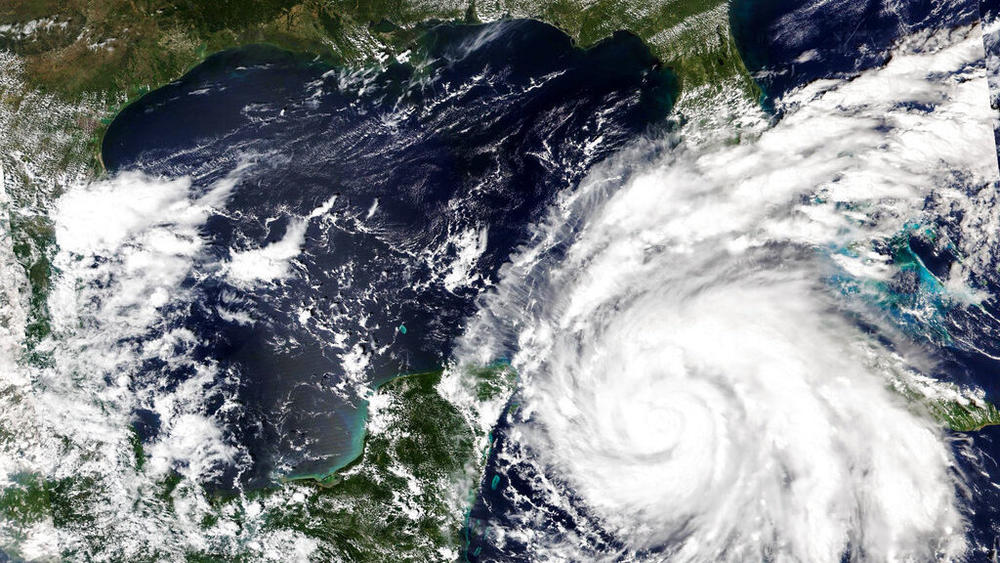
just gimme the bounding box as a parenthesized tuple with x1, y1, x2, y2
(459, 24, 997, 561)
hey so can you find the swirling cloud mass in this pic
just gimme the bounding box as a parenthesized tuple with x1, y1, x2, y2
(460, 24, 998, 561)
(6, 5, 1000, 561)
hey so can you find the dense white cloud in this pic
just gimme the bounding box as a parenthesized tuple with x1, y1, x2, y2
(459, 24, 997, 562)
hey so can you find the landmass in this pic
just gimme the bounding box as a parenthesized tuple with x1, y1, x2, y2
(3, 1, 1000, 560)
(0, 364, 517, 560)
(1, 0, 754, 172)
(0, 0, 752, 350)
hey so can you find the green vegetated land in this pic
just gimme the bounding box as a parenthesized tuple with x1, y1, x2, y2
(0, 0, 758, 351)
(0, 9, 750, 553)
(3, 3, 1000, 559)
(889, 371, 1000, 432)
(1, 0, 754, 170)
(0, 365, 518, 560)
(934, 399, 1000, 432)
(238, 366, 515, 561)
(1, 0, 754, 347)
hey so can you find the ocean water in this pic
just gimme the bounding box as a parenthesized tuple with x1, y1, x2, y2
(729, 0, 980, 105)
(462, 5, 1000, 561)
(99, 19, 676, 487)
(9, 4, 1000, 560)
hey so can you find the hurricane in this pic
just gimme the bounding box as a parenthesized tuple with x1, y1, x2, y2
(0, 19, 678, 559)
(7, 1, 1000, 560)
(459, 23, 999, 561)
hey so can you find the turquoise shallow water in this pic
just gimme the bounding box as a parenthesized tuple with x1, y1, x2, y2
(464, 5, 1000, 561)
(101, 19, 676, 488)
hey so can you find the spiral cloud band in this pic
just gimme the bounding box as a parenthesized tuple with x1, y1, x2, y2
(458, 24, 998, 561)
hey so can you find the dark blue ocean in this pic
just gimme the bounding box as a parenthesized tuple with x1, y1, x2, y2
(100, 4, 1000, 561)
(103, 19, 676, 488)
(464, 2, 1000, 561)
(730, 0, 980, 106)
